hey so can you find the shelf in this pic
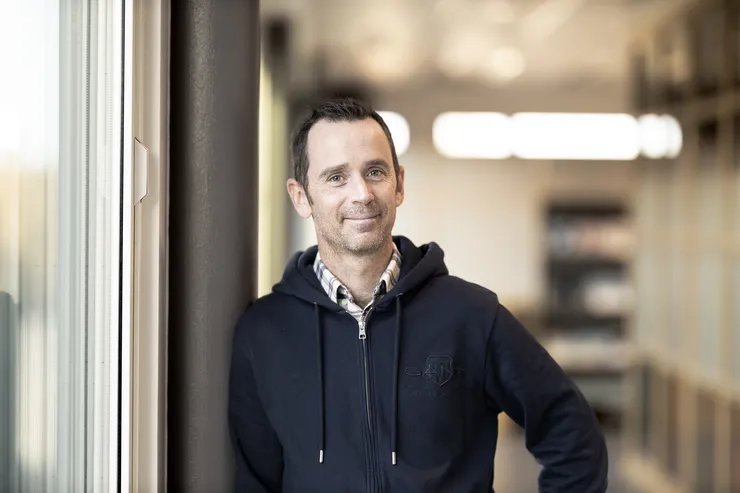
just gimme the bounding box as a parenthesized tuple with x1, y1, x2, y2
(545, 338, 635, 374)
(545, 310, 625, 327)
(570, 373, 625, 413)
(547, 257, 626, 270)
(544, 196, 633, 429)
(547, 202, 626, 217)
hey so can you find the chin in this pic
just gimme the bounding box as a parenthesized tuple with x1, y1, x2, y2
(343, 232, 387, 255)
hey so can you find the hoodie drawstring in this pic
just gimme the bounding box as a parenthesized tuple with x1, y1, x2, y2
(391, 295, 403, 466)
(314, 295, 404, 466)
(315, 303, 325, 464)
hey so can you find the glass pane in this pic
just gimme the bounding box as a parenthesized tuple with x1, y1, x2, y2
(0, 1, 125, 491)
(653, 32, 671, 106)
(635, 168, 660, 348)
(652, 370, 666, 467)
(631, 53, 649, 109)
(698, 123, 722, 236)
(639, 364, 654, 454)
(733, 254, 740, 386)
(669, 162, 685, 354)
(669, 246, 685, 353)
(735, 117, 740, 235)
(653, 166, 671, 347)
(697, 123, 722, 377)
(731, 405, 740, 492)
(698, 251, 722, 377)
(668, 27, 691, 101)
(695, 391, 716, 493)
(665, 374, 679, 478)
(634, 247, 653, 346)
(734, 118, 740, 386)
(694, 5, 723, 95)
(736, 6, 740, 86)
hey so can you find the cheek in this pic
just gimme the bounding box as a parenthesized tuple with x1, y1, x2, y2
(312, 195, 343, 220)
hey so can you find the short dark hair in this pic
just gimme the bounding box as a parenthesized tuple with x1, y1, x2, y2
(291, 98, 400, 195)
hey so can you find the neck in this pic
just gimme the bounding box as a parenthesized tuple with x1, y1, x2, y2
(318, 238, 394, 307)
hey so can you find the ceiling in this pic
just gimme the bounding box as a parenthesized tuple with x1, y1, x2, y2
(261, 0, 688, 89)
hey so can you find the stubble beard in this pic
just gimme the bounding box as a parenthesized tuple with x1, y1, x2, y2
(316, 208, 395, 257)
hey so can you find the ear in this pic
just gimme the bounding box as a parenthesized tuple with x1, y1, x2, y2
(287, 178, 313, 219)
(395, 165, 405, 207)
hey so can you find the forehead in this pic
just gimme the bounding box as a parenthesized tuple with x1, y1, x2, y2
(306, 118, 392, 174)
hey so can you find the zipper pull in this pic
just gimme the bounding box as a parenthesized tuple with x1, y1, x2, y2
(358, 320, 367, 340)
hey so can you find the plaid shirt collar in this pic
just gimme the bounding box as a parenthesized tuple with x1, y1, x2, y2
(313, 243, 402, 319)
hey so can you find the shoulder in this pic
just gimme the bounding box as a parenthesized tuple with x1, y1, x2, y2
(417, 274, 504, 327)
(232, 291, 299, 345)
(429, 274, 501, 308)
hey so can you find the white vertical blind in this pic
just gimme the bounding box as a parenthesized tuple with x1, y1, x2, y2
(0, 0, 128, 491)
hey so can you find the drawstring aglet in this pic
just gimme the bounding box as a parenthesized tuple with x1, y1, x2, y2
(392, 452, 397, 465)
(319, 450, 324, 464)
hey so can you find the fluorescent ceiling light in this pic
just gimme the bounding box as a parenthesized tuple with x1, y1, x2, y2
(430, 112, 682, 160)
(511, 112, 641, 160)
(638, 114, 682, 159)
(378, 111, 410, 156)
(433, 112, 512, 159)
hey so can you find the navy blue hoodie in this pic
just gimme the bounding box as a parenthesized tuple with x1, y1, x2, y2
(228, 236, 608, 492)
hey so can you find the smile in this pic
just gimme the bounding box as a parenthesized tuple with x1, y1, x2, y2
(345, 214, 379, 221)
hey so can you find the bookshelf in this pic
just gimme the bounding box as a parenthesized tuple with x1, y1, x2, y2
(625, 0, 740, 491)
(543, 200, 635, 425)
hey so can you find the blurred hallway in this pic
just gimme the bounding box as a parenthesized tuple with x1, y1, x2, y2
(494, 423, 632, 493)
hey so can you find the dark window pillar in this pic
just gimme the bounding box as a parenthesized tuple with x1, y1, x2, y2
(168, 1, 260, 491)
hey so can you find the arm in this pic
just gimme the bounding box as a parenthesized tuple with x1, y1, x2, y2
(228, 318, 284, 492)
(484, 304, 608, 492)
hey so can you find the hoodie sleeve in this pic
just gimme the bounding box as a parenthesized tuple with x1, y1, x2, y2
(228, 318, 284, 493)
(484, 303, 608, 493)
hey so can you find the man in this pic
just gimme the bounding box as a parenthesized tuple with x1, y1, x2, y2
(228, 98, 608, 492)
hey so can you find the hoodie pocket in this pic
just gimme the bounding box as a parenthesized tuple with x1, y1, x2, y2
(399, 374, 466, 469)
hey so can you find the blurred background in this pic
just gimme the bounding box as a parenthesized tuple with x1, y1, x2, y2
(256, 0, 740, 491)
(1, 0, 739, 491)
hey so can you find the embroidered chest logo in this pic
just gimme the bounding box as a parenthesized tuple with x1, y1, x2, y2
(405, 355, 463, 387)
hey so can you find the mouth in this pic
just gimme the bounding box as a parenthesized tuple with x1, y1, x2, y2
(344, 215, 379, 221)
(344, 214, 380, 221)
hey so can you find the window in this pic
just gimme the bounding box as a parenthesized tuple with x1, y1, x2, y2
(731, 405, 740, 491)
(0, 1, 130, 491)
(697, 123, 723, 378)
(695, 391, 716, 492)
(733, 117, 740, 385)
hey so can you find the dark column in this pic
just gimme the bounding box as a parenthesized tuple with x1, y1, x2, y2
(168, 1, 260, 491)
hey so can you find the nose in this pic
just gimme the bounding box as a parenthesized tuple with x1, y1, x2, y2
(350, 175, 374, 204)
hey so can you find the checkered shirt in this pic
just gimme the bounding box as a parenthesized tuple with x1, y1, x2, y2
(313, 244, 402, 321)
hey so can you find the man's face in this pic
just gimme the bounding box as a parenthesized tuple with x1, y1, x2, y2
(289, 118, 405, 256)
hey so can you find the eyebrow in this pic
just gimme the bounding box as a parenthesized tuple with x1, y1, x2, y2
(317, 163, 348, 181)
(317, 159, 391, 180)
(365, 159, 391, 170)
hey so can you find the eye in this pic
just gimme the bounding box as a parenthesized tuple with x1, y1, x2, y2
(368, 169, 385, 177)
(328, 174, 342, 183)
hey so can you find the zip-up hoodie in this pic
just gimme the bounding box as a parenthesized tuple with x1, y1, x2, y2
(228, 236, 608, 493)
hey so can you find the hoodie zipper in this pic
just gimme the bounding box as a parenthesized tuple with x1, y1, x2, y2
(357, 313, 381, 493)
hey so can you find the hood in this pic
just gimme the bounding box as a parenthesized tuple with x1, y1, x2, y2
(272, 235, 448, 310)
